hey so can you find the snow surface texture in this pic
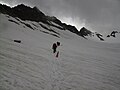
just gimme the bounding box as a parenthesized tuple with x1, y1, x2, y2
(0, 14, 120, 90)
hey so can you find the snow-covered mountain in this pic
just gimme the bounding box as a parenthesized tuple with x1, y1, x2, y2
(105, 31, 120, 43)
(79, 27, 120, 43)
(1, 3, 120, 43)
(0, 4, 79, 37)
(0, 3, 120, 90)
(78, 27, 104, 41)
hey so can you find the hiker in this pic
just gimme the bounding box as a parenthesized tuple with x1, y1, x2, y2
(52, 42, 61, 58)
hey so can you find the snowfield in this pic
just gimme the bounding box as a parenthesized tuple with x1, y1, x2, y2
(0, 14, 120, 90)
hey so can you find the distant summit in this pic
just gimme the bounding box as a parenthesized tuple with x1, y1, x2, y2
(79, 27, 93, 37)
(107, 31, 120, 38)
(78, 27, 104, 41)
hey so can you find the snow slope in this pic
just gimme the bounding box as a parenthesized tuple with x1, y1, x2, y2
(0, 14, 120, 90)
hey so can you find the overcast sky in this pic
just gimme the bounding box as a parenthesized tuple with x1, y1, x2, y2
(0, 0, 120, 33)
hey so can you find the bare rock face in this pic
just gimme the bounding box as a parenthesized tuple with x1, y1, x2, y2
(14, 40, 21, 43)
(79, 27, 93, 37)
(107, 31, 119, 38)
(0, 3, 46, 22)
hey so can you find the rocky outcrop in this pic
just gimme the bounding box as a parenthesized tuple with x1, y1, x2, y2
(95, 33, 104, 41)
(107, 31, 119, 38)
(78, 27, 93, 37)
(0, 4, 46, 22)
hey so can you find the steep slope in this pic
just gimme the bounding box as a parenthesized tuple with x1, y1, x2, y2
(0, 3, 80, 37)
(1, 12, 120, 90)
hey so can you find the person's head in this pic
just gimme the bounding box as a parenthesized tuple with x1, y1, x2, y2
(57, 42, 60, 46)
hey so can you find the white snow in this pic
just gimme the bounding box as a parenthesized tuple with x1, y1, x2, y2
(0, 14, 120, 90)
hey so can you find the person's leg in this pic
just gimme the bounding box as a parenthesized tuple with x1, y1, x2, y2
(56, 51, 59, 58)
(53, 49, 56, 53)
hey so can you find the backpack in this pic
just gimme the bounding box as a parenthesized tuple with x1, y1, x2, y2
(52, 43, 57, 49)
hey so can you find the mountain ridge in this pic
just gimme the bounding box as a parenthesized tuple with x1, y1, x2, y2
(0, 3, 80, 35)
(0, 3, 120, 42)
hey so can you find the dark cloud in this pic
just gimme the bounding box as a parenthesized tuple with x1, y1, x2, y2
(0, 0, 120, 33)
